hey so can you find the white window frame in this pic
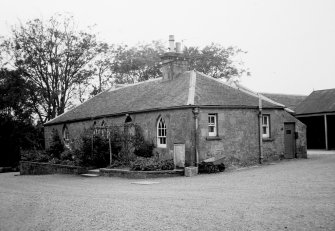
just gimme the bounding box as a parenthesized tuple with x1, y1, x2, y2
(262, 115, 270, 138)
(208, 114, 217, 137)
(157, 117, 167, 148)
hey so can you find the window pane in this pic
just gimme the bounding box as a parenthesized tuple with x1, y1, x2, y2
(263, 127, 267, 134)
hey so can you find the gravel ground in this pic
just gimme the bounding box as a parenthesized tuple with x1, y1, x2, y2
(1, 153, 335, 231)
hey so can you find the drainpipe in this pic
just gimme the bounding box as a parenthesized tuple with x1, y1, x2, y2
(192, 107, 199, 166)
(258, 94, 263, 164)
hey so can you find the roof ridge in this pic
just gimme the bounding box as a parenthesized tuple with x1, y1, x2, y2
(186, 71, 196, 105)
(107, 77, 162, 93)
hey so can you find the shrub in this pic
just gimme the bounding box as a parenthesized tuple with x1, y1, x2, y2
(76, 131, 111, 168)
(21, 150, 51, 162)
(134, 141, 154, 158)
(130, 157, 174, 171)
(47, 129, 64, 159)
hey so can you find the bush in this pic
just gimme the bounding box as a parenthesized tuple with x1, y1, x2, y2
(21, 150, 51, 163)
(76, 131, 111, 168)
(130, 157, 174, 171)
(134, 141, 154, 158)
(47, 129, 64, 159)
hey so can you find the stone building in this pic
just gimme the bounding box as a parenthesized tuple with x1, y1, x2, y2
(44, 37, 307, 167)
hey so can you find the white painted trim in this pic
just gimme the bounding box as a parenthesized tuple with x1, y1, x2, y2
(187, 70, 196, 105)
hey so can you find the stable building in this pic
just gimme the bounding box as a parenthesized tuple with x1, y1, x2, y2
(295, 89, 335, 150)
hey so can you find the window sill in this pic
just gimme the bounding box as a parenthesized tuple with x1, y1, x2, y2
(262, 138, 274, 142)
(206, 136, 222, 141)
(157, 146, 167, 149)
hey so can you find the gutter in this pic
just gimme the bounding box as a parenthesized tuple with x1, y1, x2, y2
(44, 105, 284, 126)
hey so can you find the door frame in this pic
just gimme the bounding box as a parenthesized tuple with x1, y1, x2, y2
(284, 122, 296, 158)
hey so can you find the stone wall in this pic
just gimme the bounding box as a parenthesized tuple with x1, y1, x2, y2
(45, 107, 307, 169)
(197, 108, 260, 166)
(196, 108, 307, 167)
(20, 161, 88, 175)
(44, 108, 195, 165)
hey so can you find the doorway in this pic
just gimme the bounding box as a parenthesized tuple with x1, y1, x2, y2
(173, 144, 185, 168)
(284, 123, 296, 158)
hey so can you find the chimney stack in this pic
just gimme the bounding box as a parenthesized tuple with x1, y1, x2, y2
(160, 35, 189, 81)
(169, 35, 175, 52)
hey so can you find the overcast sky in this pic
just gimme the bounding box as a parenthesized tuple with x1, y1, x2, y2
(1, 0, 334, 95)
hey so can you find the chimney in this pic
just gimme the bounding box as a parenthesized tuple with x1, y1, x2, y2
(169, 35, 175, 52)
(161, 35, 189, 81)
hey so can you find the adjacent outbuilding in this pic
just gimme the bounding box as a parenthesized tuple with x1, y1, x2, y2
(295, 89, 335, 150)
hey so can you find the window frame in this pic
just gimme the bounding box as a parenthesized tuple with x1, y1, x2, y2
(208, 114, 218, 137)
(262, 114, 271, 138)
(157, 117, 167, 148)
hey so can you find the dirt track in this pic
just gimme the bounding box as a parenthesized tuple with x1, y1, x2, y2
(1, 153, 335, 231)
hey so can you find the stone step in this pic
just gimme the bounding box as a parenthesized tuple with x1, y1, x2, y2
(80, 173, 100, 177)
(88, 169, 100, 174)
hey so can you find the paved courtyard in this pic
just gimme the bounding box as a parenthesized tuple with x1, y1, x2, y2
(1, 153, 335, 231)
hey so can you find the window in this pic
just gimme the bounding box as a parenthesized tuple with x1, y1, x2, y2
(62, 125, 70, 145)
(157, 117, 167, 148)
(208, 114, 217, 136)
(262, 115, 270, 138)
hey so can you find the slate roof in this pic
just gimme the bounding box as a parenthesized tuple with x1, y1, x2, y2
(45, 71, 284, 125)
(261, 93, 307, 111)
(295, 88, 335, 115)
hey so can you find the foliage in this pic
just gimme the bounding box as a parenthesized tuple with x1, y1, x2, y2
(0, 69, 44, 167)
(133, 140, 154, 158)
(111, 41, 165, 85)
(130, 157, 174, 171)
(183, 44, 250, 81)
(47, 129, 64, 159)
(21, 150, 51, 162)
(2, 14, 102, 123)
(74, 130, 111, 167)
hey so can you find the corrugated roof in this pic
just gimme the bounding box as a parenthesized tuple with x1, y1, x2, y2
(261, 93, 307, 111)
(45, 71, 283, 125)
(295, 88, 335, 115)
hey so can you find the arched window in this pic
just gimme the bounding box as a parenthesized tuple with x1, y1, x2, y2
(62, 125, 70, 145)
(157, 117, 167, 148)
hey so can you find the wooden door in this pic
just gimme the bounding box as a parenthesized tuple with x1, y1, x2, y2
(174, 144, 185, 168)
(284, 123, 296, 158)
